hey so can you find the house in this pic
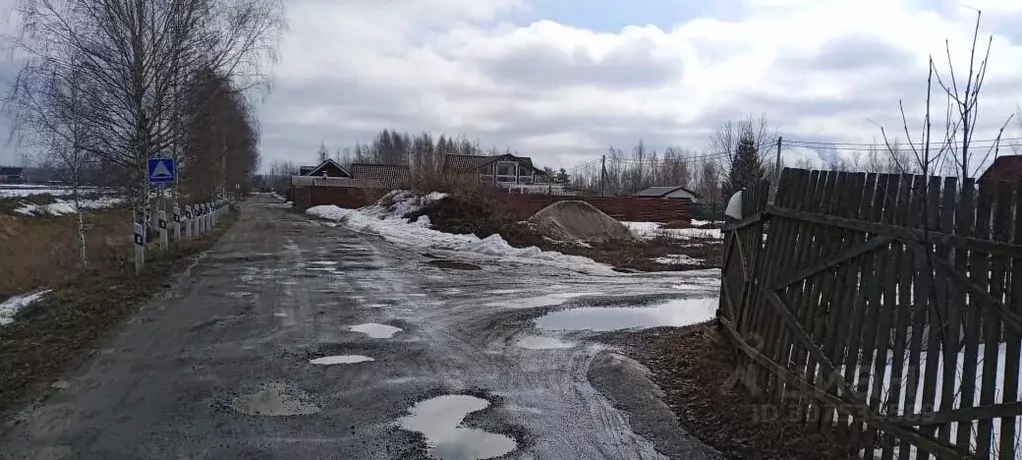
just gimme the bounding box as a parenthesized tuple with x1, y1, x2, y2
(0, 166, 25, 184)
(633, 185, 702, 203)
(980, 156, 1022, 182)
(299, 159, 351, 178)
(442, 153, 545, 185)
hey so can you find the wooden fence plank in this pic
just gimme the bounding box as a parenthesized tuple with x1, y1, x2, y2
(881, 174, 916, 460)
(897, 175, 930, 459)
(1001, 182, 1022, 460)
(915, 175, 946, 460)
(866, 173, 905, 454)
(782, 170, 825, 407)
(936, 177, 962, 448)
(799, 170, 840, 425)
(978, 181, 1011, 456)
(844, 172, 881, 448)
(760, 171, 803, 397)
(957, 178, 986, 452)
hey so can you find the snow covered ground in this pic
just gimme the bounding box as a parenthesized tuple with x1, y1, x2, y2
(306, 190, 615, 275)
(0, 185, 106, 199)
(14, 196, 126, 216)
(0, 290, 50, 326)
(622, 221, 723, 240)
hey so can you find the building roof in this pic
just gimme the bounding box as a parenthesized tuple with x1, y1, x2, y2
(633, 185, 702, 198)
(304, 159, 351, 178)
(442, 153, 540, 174)
(980, 155, 1022, 182)
(349, 163, 410, 188)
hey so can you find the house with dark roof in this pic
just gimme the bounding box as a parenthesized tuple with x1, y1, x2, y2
(348, 163, 410, 189)
(0, 166, 25, 184)
(980, 156, 1022, 183)
(299, 158, 351, 178)
(633, 185, 702, 203)
(441, 153, 544, 185)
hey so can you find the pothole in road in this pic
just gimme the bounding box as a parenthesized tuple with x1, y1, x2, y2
(349, 323, 402, 339)
(310, 355, 374, 365)
(515, 335, 574, 350)
(535, 298, 717, 332)
(398, 395, 517, 460)
(230, 382, 320, 416)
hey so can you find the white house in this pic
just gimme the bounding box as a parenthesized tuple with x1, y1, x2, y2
(633, 185, 702, 203)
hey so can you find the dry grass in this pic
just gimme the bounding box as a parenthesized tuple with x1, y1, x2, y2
(0, 211, 238, 418)
(0, 210, 135, 299)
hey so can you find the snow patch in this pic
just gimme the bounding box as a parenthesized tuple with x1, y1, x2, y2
(621, 221, 722, 240)
(0, 290, 51, 326)
(654, 254, 704, 265)
(15, 196, 125, 216)
(307, 190, 613, 274)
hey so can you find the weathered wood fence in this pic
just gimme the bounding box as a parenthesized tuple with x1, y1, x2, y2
(719, 167, 1022, 459)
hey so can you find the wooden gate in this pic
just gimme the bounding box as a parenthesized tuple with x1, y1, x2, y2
(719, 168, 1022, 459)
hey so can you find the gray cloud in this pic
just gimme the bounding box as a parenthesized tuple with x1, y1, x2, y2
(473, 37, 683, 91)
(786, 34, 916, 72)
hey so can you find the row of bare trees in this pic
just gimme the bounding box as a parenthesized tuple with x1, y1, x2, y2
(3, 0, 285, 265)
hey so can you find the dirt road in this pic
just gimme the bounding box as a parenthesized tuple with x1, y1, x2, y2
(0, 195, 722, 460)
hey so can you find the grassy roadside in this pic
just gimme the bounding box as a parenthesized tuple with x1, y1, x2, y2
(0, 209, 239, 419)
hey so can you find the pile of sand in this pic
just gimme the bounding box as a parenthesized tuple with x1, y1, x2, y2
(527, 200, 638, 244)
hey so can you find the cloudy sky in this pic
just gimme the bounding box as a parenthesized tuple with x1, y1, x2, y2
(3, 0, 1022, 172)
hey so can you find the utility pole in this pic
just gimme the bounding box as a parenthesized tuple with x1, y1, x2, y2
(600, 154, 607, 197)
(774, 136, 783, 182)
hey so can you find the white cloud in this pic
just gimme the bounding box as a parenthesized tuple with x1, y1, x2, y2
(4, 0, 1022, 173)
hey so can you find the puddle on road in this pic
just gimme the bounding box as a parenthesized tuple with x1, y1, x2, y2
(309, 261, 338, 266)
(398, 395, 517, 460)
(231, 382, 320, 416)
(535, 298, 717, 332)
(310, 355, 374, 365)
(350, 323, 402, 339)
(487, 292, 598, 309)
(515, 335, 574, 350)
(485, 289, 525, 295)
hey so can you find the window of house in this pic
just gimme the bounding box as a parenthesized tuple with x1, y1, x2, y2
(495, 162, 517, 178)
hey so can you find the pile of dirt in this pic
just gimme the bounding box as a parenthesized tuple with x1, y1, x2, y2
(526, 201, 638, 244)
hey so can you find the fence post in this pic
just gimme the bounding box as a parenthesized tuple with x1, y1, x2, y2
(158, 210, 168, 250)
(172, 205, 181, 242)
(184, 205, 193, 238)
(197, 204, 205, 234)
(133, 223, 145, 275)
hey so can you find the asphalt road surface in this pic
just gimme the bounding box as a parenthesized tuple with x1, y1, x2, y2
(0, 195, 723, 460)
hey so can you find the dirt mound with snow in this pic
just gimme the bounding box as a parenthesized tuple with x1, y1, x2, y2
(527, 201, 638, 244)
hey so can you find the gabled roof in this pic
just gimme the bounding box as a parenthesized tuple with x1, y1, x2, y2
(633, 185, 702, 198)
(349, 163, 410, 188)
(442, 153, 541, 174)
(305, 158, 351, 178)
(980, 155, 1022, 182)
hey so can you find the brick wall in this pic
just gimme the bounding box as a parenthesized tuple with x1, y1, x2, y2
(293, 186, 387, 210)
(504, 195, 692, 223)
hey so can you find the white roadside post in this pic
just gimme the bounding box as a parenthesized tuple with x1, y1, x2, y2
(133, 223, 145, 274)
(197, 204, 204, 235)
(172, 205, 181, 242)
(158, 210, 168, 250)
(202, 203, 210, 233)
(184, 205, 193, 239)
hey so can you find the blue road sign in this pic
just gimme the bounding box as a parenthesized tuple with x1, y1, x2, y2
(147, 158, 176, 185)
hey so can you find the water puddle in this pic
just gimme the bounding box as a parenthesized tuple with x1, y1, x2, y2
(398, 395, 517, 460)
(231, 382, 320, 416)
(485, 289, 525, 295)
(307, 267, 337, 272)
(309, 261, 338, 266)
(487, 292, 598, 309)
(535, 298, 717, 332)
(350, 323, 402, 339)
(515, 335, 574, 350)
(310, 355, 374, 365)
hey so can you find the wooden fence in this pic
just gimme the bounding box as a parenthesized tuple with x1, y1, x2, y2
(719, 168, 1022, 459)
